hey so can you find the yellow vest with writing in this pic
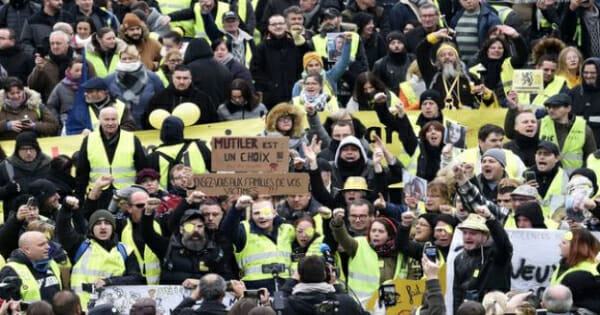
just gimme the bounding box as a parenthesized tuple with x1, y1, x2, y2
(540, 116, 586, 173)
(121, 219, 162, 285)
(86, 129, 136, 190)
(348, 237, 407, 301)
(234, 221, 295, 281)
(154, 142, 207, 188)
(4, 261, 61, 303)
(550, 260, 599, 285)
(71, 240, 131, 310)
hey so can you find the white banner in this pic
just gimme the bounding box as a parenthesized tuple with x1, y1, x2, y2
(95, 285, 237, 315)
(445, 229, 591, 315)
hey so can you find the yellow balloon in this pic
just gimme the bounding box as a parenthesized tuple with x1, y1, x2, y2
(172, 102, 201, 126)
(148, 109, 170, 130)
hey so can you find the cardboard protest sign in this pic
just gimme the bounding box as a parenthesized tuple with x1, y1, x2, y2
(211, 136, 289, 173)
(194, 173, 309, 195)
(512, 70, 544, 94)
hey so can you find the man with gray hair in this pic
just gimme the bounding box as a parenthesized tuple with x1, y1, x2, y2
(172, 273, 227, 315)
(543, 285, 574, 315)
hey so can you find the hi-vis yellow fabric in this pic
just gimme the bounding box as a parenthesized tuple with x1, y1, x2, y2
(0, 109, 508, 163)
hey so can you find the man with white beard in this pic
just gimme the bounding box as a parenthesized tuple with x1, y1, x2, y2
(416, 28, 496, 109)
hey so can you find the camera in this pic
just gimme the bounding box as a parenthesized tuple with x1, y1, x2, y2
(262, 263, 286, 275)
(378, 284, 398, 307)
(424, 242, 437, 262)
(0, 277, 21, 301)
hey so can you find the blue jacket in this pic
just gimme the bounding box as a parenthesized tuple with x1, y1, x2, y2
(292, 41, 351, 97)
(450, 4, 501, 47)
(106, 70, 164, 129)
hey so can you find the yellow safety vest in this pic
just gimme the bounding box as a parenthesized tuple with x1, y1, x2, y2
(0, 255, 4, 268)
(399, 81, 419, 109)
(540, 116, 586, 173)
(550, 260, 599, 285)
(193, 1, 248, 41)
(586, 153, 600, 189)
(86, 129, 137, 190)
(348, 237, 407, 301)
(540, 167, 568, 218)
(156, 68, 169, 88)
(87, 51, 120, 78)
(312, 33, 360, 62)
(121, 220, 162, 285)
(4, 261, 61, 303)
(71, 240, 131, 310)
(157, 0, 195, 37)
(458, 148, 523, 179)
(517, 76, 566, 108)
(491, 5, 513, 23)
(234, 221, 295, 282)
(154, 142, 207, 188)
(88, 100, 126, 131)
(470, 58, 514, 97)
(289, 235, 323, 275)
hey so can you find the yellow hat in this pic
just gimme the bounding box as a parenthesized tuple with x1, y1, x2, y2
(458, 214, 489, 233)
(303, 52, 324, 69)
(436, 43, 459, 58)
(340, 176, 370, 191)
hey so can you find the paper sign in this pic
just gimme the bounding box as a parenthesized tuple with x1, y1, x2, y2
(512, 70, 544, 94)
(194, 173, 309, 195)
(211, 136, 289, 173)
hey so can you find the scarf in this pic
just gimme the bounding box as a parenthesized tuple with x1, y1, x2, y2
(49, 49, 73, 80)
(3, 92, 26, 110)
(216, 53, 234, 65)
(116, 62, 147, 104)
(372, 239, 397, 257)
(32, 258, 51, 273)
(62, 69, 81, 91)
(300, 90, 328, 111)
(292, 282, 336, 295)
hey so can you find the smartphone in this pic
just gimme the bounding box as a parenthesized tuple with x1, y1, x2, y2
(244, 289, 266, 299)
(26, 197, 35, 207)
(524, 170, 537, 183)
(424, 242, 437, 262)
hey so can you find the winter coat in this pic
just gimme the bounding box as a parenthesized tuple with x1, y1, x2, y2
(69, 5, 119, 33)
(452, 218, 513, 312)
(217, 101, 268, 121)
(0, 0, 40, 39)
(449, 4, 501, 48)
(0, 44, 35, 83)
(342, 1, 391, 37)
(373, 52, 415, 95)
(281, 288, 363, 315)
(250, 34, 309, 109)
(571, 58, 600, 143)
(19, 9, 75, 56)
(118, 24, 162, 71)
(145, 85, 218, 128)
(0, 249, 61, 302)
(223, 58, 254, 88)
(105, 68, 164, 129)
(0, 88, 59, 140)
(47, 81, 76, 118)
(560, 5, 600, 58)
(389, 1, 419, 32)
(184, 38, 233, 106)
(145, 8, 170, 37)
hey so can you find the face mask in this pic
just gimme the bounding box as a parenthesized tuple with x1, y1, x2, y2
(116, 61, 142, 72)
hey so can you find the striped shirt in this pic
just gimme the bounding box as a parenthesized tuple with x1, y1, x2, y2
(455, 9, 480, 62)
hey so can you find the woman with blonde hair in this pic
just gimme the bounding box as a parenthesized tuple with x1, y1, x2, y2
(557, 47, 584, 89)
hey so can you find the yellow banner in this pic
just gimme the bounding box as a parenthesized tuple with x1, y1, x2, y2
(0, 109, 507, 158)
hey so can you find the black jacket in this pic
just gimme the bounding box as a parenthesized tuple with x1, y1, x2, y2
(0, 250, 61, 302)
(452, 218, 513, 312)
(557, 259, 600, 314)
(280, 280, 365, 315)
(19, 9, 75, 55)
(145, 84, 218, 129)
(173, 298, 227, 315)
(0, 44, 35, 83)
(503, 133, 539, 168)
(0, 0, 40, 40)
(184, 38, 233, 106)
(560, 5, 600, 58)
(571, 58, 600, 144)
(373, 52, 415, 95)
(250, 34, 310, 109)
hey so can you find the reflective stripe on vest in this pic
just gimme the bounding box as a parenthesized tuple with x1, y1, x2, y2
(234, 221, 294, 281)
(540, 167, 568, 218)
(158, 0, 195, 37)
(550, 260, 599, 285)
(121, 219, 162, 284)
(89, 100, 126, 131)
(458, 148, 521, 179)
(518, 76, 566, 108)
(289, 235, 323, 275)
(155, 142, 207, 188)
(312, 33, 360, 62)
(87, 52, 120, 78)
(86, 129, 136, 190)
(348, 237, 407, 301)
(5, 261, 61, 303)
(71, 240, 130, 310)
(540, 116, 586, 173)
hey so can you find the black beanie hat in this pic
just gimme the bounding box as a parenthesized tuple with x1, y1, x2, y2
(570, 168, 598, 196)
(14, 131, 41, 154)
(27, 179, 57, 206)
(434, 213, 458, 229)
(419, 212, 438, 228)
(386, 31, 406, 45)
(420, 89, 444, 110)
(160, 116, 185, 145)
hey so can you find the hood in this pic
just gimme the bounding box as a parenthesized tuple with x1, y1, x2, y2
(27, 179, 58, 206)
(334, 136, 367, 167)
(582, 58, 600, 92)
(514, 202, 547, 228)
(264, 103, 304, 137)
(160, 116, 185, 145)
(183, 38, 213, 64)
(0, 88, 42, 112)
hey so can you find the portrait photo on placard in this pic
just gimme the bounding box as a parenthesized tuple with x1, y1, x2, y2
(444, 121, 467, 148)
(326, 32, 345, 62)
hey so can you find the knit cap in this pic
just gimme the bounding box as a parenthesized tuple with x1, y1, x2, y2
(89, 210, 116, 231)
(482, 148, 506, 168)
(123, 13, 144, 29)
(303, 52, 323, 69)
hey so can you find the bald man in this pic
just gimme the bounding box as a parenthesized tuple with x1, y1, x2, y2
(75, 107, 146, 206)
(0, 231, 62, 302)
(542, 285, 573, 314)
